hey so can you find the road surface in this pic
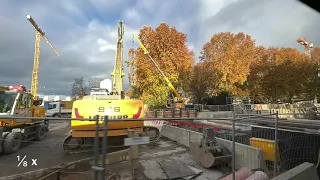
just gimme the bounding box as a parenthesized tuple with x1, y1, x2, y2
(0, 120, 93, 177)
(0, 121, 231, 179)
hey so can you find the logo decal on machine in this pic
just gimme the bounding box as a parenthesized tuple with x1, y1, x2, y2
(74, 108, 83, 118)
(74, 107, 143, 120)
(133, 107, 142, 119)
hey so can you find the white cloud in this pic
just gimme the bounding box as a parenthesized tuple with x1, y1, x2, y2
(197, 0, 239, 21)
(0, 0, 319, 95)
(124, 9, 141, 24)
(99, 45, 116, 52)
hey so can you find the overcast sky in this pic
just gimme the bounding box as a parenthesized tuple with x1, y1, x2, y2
(0, 0, 319, 96)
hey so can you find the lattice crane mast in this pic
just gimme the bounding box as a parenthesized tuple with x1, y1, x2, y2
(26, 14, 60, 99)
(110, 20, 125, 98)
(297, 37, 314, 59)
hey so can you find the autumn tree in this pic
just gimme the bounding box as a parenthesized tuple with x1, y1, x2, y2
(125, 48, 140, 99)
(128, 23, 194, 108)
(310, 47, 320, 102)
(245, 46, 268, 102)
(200, 32, 258, 96)
(247, 47, 314, 103)
(189, 61, 220, 103)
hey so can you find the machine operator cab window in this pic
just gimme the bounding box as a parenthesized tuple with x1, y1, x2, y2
(13, 93, 32, 117)
(48, 103, 56, 109)
(16, 93, 32, 109)
(0, 91, 17, 114)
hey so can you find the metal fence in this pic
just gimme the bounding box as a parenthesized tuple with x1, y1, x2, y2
(220, 113, 320, 178)
(0, 114, 319, 179)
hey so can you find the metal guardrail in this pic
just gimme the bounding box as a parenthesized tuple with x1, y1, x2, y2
(0, 114, 273, 121)
(0, 112, 318, 121)
(1, 114, 320, 133)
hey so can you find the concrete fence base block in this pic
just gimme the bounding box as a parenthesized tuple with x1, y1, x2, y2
(161, 125, 267, 171)
(271, 162, 319, 180)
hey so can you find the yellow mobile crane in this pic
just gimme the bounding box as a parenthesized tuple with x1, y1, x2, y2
(132, 34, 186, 109)
(63, 21, 160, 154)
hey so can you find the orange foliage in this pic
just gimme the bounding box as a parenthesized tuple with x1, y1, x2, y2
(200, 32, 257, 96)
(129, 23, 194, 107)
(126, 28, 319, 104)
(248, 47, 314, 102)
(189, 61, 220, 103)
(311, 47, 320, 61)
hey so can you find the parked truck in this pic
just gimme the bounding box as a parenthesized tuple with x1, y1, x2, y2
(46, 101, 73, 118)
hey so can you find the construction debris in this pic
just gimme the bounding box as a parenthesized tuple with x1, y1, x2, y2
(190, 128, 232, 168)
(159, 160, 196, 179)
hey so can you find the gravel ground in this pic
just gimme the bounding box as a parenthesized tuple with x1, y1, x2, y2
(0, 120, 94, 177)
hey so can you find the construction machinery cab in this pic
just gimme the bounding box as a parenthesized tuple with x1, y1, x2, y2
(0, 85, 34, 115)
(7, 85, 42, 106)
(89, 79, 126, 99)
(0, 86, 30, 114)
(0, 85, 48, 154)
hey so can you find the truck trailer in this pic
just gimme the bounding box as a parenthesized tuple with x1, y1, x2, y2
(46, 101, 73, 118)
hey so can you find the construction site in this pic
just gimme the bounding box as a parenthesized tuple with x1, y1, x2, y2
(1, 6, 320, 180)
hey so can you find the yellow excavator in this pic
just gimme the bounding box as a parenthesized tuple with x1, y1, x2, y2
(63, 21, 160, 154)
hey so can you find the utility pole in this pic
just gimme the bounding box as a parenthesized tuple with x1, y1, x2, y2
(297, 37, 318, 103)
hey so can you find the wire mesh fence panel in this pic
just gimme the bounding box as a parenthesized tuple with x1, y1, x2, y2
(229, 113, 320, 178)
(275, 126, 320, 175)
(228, 114, 276, 177)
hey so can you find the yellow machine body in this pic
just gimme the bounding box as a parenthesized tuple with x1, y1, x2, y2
(70, 97, 144, 138)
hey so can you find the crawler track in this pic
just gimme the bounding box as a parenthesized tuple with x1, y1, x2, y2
(63, 126, 161, 155)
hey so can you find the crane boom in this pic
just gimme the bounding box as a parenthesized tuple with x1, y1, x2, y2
(132, 33, 184, 103)
(26, 14, 60, 99)
(111, 21, 125, 96)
